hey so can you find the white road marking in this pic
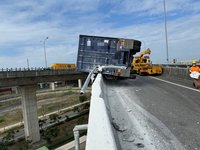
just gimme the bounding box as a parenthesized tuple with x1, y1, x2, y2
(150, 77, 200, 93)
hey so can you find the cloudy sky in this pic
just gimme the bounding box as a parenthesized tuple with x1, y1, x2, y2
(0, 0, 200, 68)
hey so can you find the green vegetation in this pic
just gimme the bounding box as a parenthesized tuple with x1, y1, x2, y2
(49, 114, 59, 123)
(0, 130, 16, 150)
(2, 113, 89, 150)
(44, 114, 88, 149)
(0, 110, 23, 128)
(0, 117, 5, 123)
(42, 127, 60, 145)
(19, 140, 32, 150)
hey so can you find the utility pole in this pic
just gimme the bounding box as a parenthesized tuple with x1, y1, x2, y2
(163, 0, 169, 63)
(27, 58, 29, 69)
(43, 37, 48, 68)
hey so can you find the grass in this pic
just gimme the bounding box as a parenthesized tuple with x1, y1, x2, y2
(0, 117, 5, 123)
(0, 110, 23, 128)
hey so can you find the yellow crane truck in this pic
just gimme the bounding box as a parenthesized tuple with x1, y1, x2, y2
(131, 48, 162, 75)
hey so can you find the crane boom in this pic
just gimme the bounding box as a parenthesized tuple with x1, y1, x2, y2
(139, 48, 151, 57)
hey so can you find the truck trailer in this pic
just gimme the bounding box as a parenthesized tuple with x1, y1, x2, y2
(76, 35, 141, 79)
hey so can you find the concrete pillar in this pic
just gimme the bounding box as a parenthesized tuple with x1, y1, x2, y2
(19, 85, 40, 143)
(12, 87, 19, 94)
(39, 83, 43, 89)
(50, 82, 55, 91)
(78, 79, 82, 89)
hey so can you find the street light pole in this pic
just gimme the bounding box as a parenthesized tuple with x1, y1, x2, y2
(43, 37, 48, 68)
(163, 0, 169, 63)
(27, 58, 29, 69)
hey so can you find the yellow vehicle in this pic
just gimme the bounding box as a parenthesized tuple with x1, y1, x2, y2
(50, 63, 76, 70)
(131, 48, 162, 75)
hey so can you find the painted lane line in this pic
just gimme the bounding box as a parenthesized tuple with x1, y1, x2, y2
(150, 77, 200, 93)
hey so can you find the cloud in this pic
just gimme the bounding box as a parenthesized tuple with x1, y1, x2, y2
(0, 0, 199, 68)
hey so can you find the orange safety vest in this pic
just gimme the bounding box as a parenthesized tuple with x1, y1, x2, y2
(190, 66, 200, 72)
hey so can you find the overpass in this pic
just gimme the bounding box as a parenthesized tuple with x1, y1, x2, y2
(0, 69, 86, 87)
(0, 69, 86, 143)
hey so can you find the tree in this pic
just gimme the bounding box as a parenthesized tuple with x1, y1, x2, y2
(19, 139, 32, 150)
(49, 114, 59, 123)
(0, 142, 7, 150)
(2, 130, 15, 146)
(42, 127, 60, 145)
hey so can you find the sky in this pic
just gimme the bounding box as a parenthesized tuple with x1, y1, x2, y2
(0, 0, 200, 68)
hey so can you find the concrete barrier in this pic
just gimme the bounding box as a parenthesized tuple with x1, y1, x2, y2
(86, 74, 117, 150)
(162, 66, 191, 81)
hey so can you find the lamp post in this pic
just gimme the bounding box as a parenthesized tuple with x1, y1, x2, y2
(163, 0, 169, 63)
(43, 37, 48, 68)
(27, 58, 29, 69)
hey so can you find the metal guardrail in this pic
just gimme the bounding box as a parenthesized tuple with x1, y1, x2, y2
(0, 67, 51, 72)
(0, 68, 76, 72)
(0, 69, 78, 79)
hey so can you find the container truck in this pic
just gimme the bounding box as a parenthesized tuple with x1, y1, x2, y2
(76, 35, 141, 79)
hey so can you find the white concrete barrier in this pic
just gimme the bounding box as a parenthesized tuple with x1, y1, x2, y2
(86, 74, 117, 150)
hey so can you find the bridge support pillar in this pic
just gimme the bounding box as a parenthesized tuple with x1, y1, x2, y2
(12, 87, 19, 94)
(78, 79, 82, 89)
(19, 85, 40, 143)
(50, 82, 55, 91)
(39, 83, 44, 89)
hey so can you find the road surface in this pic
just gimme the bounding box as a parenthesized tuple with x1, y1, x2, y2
(104, 76, 200, 150)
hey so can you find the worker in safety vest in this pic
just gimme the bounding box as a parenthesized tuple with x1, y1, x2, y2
(189, 61, 200, 73)
(189, 61, 200, 80)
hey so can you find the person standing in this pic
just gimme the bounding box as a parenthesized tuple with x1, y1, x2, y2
(189, 61, 200, 73)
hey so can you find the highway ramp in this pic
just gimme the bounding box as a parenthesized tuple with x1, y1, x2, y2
(104, 76, 200, 150)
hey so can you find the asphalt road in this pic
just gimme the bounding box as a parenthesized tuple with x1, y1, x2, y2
(104, 76, 200, 150)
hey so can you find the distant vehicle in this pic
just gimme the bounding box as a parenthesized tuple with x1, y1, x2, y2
(50, 64, 76, 70)
(131, 48, 162, 75)
(76, 35, 141, 79)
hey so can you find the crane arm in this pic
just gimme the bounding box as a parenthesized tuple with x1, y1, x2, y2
(139, 48, 151, 57)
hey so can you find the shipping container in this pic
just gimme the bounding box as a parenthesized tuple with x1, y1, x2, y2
(76, 35, 141, 72)
(50, 63, 76, 70)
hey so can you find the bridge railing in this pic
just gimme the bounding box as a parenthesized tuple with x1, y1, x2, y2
(0, 67, 77, 72)
(0, 69, 78, 79)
